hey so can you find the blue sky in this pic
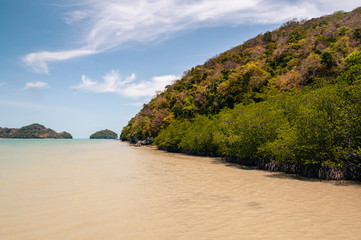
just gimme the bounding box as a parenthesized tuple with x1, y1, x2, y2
(1, 0, 361, 138)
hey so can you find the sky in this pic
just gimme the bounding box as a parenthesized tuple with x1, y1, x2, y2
(1, 0, 361, 138)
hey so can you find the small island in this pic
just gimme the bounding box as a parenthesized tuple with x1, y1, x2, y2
(90, 129, 118, 139)
(0, 123, 72, 139)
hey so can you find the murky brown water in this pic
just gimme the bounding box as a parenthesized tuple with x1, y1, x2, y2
(1, 140, 361, 239)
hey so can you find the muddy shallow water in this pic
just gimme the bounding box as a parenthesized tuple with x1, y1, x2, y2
(1, 139, 360, 239)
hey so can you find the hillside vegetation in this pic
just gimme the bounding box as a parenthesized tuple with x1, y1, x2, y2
(0, 124, 73, 139)
(121, 8, 361, 180)
(90, 129, 118, 139)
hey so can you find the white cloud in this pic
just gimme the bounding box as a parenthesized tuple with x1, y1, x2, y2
(71, 70, 178, 98)
(64, 10, 89, 24)
(71, 70, 135, 93)
(21, 49, 97, 74)
(120, 75, 178, 98)
(22, 0, 361, 73)
(309, 0, 361, 12)
(0, 82, 5, 87)
(24, 81, 49, 89)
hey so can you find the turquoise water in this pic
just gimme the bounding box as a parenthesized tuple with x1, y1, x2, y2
(0, 139, 108, 167)
(1, 139, 361, 240)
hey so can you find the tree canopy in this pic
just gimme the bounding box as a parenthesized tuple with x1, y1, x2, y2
(121, 7, 361, 180)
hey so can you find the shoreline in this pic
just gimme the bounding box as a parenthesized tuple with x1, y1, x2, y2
(125, 140, 361, 182)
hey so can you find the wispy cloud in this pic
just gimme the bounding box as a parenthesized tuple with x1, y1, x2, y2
(64, 10, 89, 24)
(24, 81, 49, 89)
(22, 0, 361, 73)
(0, 82, 5, 87)
(71, 70, 178, 98)
(21, 49, 97, 74)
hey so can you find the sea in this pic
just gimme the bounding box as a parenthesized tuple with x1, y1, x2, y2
(1, 139, 361, 239)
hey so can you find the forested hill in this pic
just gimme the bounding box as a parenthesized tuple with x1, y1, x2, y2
(90, 129, 118, 139)
(122, 8, 361, 141)
(0, 124, 72, 139)
(121, 8, 361, 180)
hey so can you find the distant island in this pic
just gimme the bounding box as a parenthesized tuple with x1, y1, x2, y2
(0, 123, 72, 139)
(90, 129, 118, 139)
